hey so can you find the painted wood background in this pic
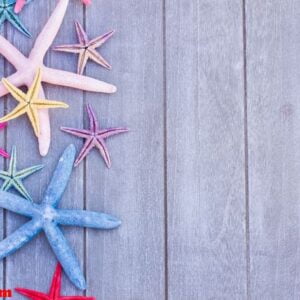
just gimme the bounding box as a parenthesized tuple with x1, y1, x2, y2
(0, 0, 299, 299)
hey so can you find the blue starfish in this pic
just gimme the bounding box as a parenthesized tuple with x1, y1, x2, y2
(0, 0, 31, 37)
(0, 144, 121, 290)
(0, 146, 43, 201)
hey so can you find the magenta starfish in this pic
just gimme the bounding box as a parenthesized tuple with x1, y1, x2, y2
(54, 21, 114, 75)
(61, 104, 128, 168)
(0, 122, 8, 158)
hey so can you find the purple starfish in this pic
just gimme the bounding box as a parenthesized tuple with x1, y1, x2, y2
(0, 123, 9, 158)
(61, 104, 128, 168)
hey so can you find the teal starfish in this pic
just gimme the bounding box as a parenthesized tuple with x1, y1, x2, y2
(0, 146, 43, 201)
(0, 0, 31, 37)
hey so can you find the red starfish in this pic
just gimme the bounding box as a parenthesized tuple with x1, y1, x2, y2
(15, 263, 95, 300)
(0, 122, 9, 158)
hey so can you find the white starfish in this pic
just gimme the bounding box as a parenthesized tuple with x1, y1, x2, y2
(0, 0, 116, 156)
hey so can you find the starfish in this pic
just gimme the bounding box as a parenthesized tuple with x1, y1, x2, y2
(0, 144, 121, 290)
(0, 68, 68, 136)
(0, 146, 43, 201)
(16, 263, 95, 300)
(61, 104, 128, 168)
(0, 0, 31, 37)
(0, 0, 116, 157)
(0, 122, 9, 158)
(54, 21, 114, 75)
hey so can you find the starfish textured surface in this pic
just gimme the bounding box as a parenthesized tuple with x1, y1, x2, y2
(54, 21, 114, 75)
(0, 0, 31, 37)
(16, 263, 95, 300)
(0, 146, 43, 201)
(61, 104, 128, 168)
(0, 0, 116, 156)
(1, 68, 69, 136)
(0, 122, 9, 158)
(0, 144, 121, 290)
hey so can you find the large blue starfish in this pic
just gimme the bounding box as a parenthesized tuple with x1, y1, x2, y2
(0, 144, 121, 290)
(0, 0, 31, 37)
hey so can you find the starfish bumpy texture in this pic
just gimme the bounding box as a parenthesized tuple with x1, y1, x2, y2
(61, 104, 128, 168)
(0, 144, 121, 290)
(0, 0, 31, 37)
(0, 0, 116, 156)
(16, 264, 95, 300)
(54, 21, 114, 75)
(1, 68, 68, 136)
(0, 122, 9, 158)
(0, 146, 43, 201)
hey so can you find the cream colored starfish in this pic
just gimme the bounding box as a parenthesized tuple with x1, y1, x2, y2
(1, 68, 68, 136)
(0, 0, 116, 156)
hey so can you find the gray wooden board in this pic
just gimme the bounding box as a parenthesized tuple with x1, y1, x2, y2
(165, 0, 247, 299)
(246, 1, 300, 299)
(85, 0, 165, 299)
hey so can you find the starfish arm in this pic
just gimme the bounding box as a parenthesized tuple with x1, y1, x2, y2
(0, 191, 37, 216)
(15, 288, 49, 300)
(27, 68, 42, 100)
(0, 103, 27, 123)
(0, 219, 42, 259)
(98, 127, 129, 138)
(0, 122, 7, 130)
(0, 36, 28, 69)
(16, 164, 44, 179)
(1, 179, 12, 191)
(88, 49, 111, 70)
(12, 178, 33, 201)
(43, 223, 86, 290)
(77, 50, 89, 75)
(0, 72, 24, 98)
(0, 148, 9, 158)
(34, 99, 69, 109)
(89, 30, 115, 48)
(43, 67, 117, 93)
(95, 138, 111, 168)
(36, 87, 51, 156)
(88, 48, 111, 70)
(75, 21, 89, 45)
(2, 77, 26, 102)
(56, 210, 121, 229)
(5, 9, 31, 38)
(74, 138, 95, 167)
(49, 263, 62, 299)
(26, 105, 40, 136)
(53, 44, 83, 53)
(81, 0, 92, 4)
(8, 145, 17, 174)
(14, 0, 26, 13)
(29, 0, 69, 62)
(61, 127, 91, 138)
(86, 104, 98, 132)
(42, 144, 76, 207)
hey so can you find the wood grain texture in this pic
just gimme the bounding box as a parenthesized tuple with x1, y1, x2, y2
(246, 1, 300, 299)
(4, 2, 85, 298)
(165, 0, 247, 299)
(85, 1, 165, 299)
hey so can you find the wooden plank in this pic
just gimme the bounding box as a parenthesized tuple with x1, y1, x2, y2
(165, 0, 247, 299)
(246, 1, 300, 299)
(4, 2, 85, 298)
(85, 1, 165, 299)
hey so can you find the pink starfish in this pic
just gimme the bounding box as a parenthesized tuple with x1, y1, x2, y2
(0, 122, 8, 158)
(15, 0, 91, 13)
(0, 0, 116, 156)
(61, 104, 128, 168)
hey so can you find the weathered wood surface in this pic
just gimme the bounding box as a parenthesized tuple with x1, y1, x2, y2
(0, 0, 299, 299)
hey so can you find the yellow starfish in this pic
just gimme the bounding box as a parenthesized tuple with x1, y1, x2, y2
(0, 69, 68, 137)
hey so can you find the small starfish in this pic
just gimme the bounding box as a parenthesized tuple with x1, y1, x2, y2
(54, 21, 114, 75)
(0, 0, 116, 156)
(0, 144, 121, 290)
(0, 0, 31, 37)
(0, 146, 43, 201)
(0, 68, 68, 136)
(16, 263, 95, 300)
(61, 104, 128, 168)
(0, 122, 9, 158)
